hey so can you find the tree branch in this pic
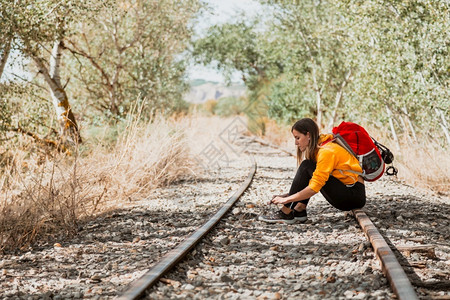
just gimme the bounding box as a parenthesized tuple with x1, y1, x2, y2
(0, 35, 13, 79)
(64, 39, 112, 87)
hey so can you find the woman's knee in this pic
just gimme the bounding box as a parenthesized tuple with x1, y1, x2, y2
(298, 159, 316, 174)
(336, 197, 366, 211)
(354, 197, 366, 209)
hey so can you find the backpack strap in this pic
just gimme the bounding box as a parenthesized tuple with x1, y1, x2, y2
(337, 169, 363, 186)
(339, 168, 363, 176)
(333, 134, 357, 157)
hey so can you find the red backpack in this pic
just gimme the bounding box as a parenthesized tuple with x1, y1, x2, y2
(331, 122, 394, 181)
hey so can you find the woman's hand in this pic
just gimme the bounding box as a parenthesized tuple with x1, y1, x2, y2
(271, 193, 289, 200)
(268, 188, 316, 205)
(267, 194, 286, 205)
(271, 196, 289, 204)
(268, 195, 290, 205)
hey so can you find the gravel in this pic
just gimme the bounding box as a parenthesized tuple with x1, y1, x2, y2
(0, 137, 448, 299)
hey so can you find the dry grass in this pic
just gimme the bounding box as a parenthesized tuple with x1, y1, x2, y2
(0, 115, 197, 253)
(263, 119, 293, 150)
(0, 113, 250, 253)
(393, 138, 450, 195)
(363, 125, 450, 196)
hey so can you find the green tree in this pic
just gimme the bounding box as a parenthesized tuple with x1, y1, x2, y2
(193, 2, 355, 129)
(263, 1, 354, 127)
(193, 0, 448, 143)
(0, 0, 101, 143)
(64, 0, 202, 120)
(1, 0, 202, 144)
(192, 20, 282, 134)
(337, 0, 449, 143)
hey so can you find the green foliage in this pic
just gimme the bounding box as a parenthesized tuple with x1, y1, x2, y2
(193, 22, 259, 84)
(192, 20, 282, 88)
(64, 0, 202, 122)
(0, 83, 57, 138)
(267, 78, 314, 124)
(1, 0, 106, 56)
(193, 0, 449, 141)
(192, 19, 283, 134)
(0, 97, 10, 137)
(339, 0, 449, 129)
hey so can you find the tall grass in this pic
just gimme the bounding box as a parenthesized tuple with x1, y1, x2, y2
(394, 137, 450, 195)
(0, 115, 196, 253)
(364, 125, 450, 195)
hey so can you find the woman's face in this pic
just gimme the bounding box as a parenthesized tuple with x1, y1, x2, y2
(292, 129, 310, 152)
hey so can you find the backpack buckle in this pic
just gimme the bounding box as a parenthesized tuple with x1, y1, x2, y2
(385, 166, 398, 176)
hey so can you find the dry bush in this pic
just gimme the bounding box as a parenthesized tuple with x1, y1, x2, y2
(263, 119, 293, 150)
(0, 116, 195, 252)
(202, 99, 218, 115)
(364, 125, 450, 195)
(0, 144, 86, 252)
(97, 116, 197, 208)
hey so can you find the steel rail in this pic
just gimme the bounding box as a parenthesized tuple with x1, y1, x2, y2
(353, 209, 419, 300)
(117, 157, 257, 300)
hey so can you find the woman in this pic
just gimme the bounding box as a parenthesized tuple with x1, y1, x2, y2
(258, 118, 366, 224)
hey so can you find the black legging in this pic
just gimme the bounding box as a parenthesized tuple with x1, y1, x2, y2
(285, 160, 366, 211)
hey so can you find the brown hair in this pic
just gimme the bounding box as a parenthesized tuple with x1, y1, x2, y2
(291, 118, 320, 164)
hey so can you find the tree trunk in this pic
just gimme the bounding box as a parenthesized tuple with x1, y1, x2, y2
(311, 67, 322, 128)
(386, 105, 400, 150)
(402, 106, 417, 142)
(328, 70, 352, 129)
(0, 35, 12, 79)
(399, 115, 412, 143)
(436, 108, 450, 145)
(33, 39, 81, 143)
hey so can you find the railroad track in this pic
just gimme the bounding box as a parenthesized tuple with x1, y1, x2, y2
(116, 137, 441, 300)
(117, 158, 257, 300)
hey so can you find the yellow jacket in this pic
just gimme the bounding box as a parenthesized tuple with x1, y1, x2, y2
(308, 134, 363, 193)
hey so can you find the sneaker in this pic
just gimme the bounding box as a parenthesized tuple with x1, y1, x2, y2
(293, 209, 307, 222)
(258, 210, 295, 224)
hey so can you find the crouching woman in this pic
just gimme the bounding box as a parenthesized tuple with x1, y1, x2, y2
(259, 118, 366, 224)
